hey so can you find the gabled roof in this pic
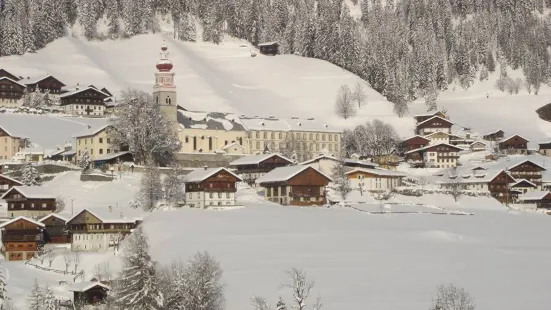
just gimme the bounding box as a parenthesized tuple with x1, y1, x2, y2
(184, 167, 242, 183)
(258, 42, 279, 46)
(518, 191, 551, 201)
(402, 135, 430, 143)
(470, 141, 487, 146)
(0, 174, 23, 186)
(510, 179, 537, 188)
(73, 124, 110, 138)
(230, 153, 292, 166)
(0, 69, 20, 81)
(0, 216, 45, 228)
(413, 111, 445, 118)
(345, 168, 406, 177)
(39, 213, 67, 223)
(59, 86, 109, 99)
(509, 159, 546, 171)
(438, 168, 510, 184)
(405, 143, 464, 154)
(256, 165, 332, 184)
(424, 131, 453, 138)
(484, 129, 504, 136)
(0, 76, 26, 88)
(416, 116, 454, 127)
(24, 75, 66, 87)
(500, 134, 529, 144)
(1, 186, 56, 199)
(67, 208, 140, 224)
(300, 155, 379, 168)
(69, 281, 111, 292)
(92, 151, 132, 162)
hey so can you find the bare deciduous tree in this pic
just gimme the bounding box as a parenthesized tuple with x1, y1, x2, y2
(431, 284, 475, 310)
(353, 82, 366, 109)
(73, 251, 81, 274)
(344, 119, 399, 157)
(63, 249, 73, 273)
(55, 197, 66, 213)
(46, 250, 55, 268)
(251, 296, 271, 310)
(282, 268, 322, 310)
(335, 85, 356, 119)
(448, 174, 463, 202)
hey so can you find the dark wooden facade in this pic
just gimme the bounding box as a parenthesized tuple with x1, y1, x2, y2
(415, 116, 453, 135)
(509, 161, 545, 187)
(499, 135, 528, 154)
(73, 283, 110, 306)
(488, 171, 516, 203)
(4, 188, 56, 217)
(185, 169, 240, 193)
(232, 155, 292, 185)
(0, 77, 25, 101)
(259, 167, 331, 206)
(24, 76, 66, 94)
(40, 214, 70, 244)
(414, 111, 446, 123)
(60, 88, 109, 113)
(483, 130, 505, 141)
(403, 136, 430, 152)
(258, 42, 280, 55)
(67, 210, 136, 233)
(522, 192, 551, 209)
(0, 174, 22, 193)
(1, 217, 44, 261)
(0, 69, 20, 81)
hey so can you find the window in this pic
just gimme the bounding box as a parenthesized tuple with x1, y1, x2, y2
(218, 193, 222, 198)
(256, 141, 260, 149)
(78, 150, 81, 156)
(209, 193, 214, 198)
(99, 149, 103, 154)
(107, 149, 111, 154)
(42, 203, 47, 208)
(256, 132, 260, 138)
(263, 132, 267, 139)
(185, 136, 189, 143)
(90, 149, 94, 155)
(209, 137, 213, 151)
(279, 133, 283, 139)
(271, 132, 275, 139)
(107, 138, 111, 143)
(329, 135, 333, 141)
(99, 138, 103, 143)
(189, 193, 192, 199)
(226, 192, 230, 198)
(31, 203, 34, 208)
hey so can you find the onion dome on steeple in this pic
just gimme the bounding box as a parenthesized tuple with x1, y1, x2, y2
(156, 41, 173, 72)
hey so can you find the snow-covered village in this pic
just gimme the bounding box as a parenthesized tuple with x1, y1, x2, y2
(1, 0, 551, 310)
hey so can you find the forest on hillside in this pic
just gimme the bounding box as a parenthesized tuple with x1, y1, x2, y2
(2, 0, 551, 113)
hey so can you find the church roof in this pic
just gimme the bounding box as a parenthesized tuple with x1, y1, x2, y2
(177, 110, 247, 132)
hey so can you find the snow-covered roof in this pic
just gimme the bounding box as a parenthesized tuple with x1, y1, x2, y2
(470, 141, 487, 146)
(404, 143, 464, 154)
(508, 159, 546, 171)
(74, 124, 110, 138)
(500, 134, 529, 144)
(60, 150, 76, 156)
(177, 110, 246, 131)
(345, 168, 406, 178)
(416, 116, 454, 127)
(510, 179, 537, 188)
(438, 168, 508, 184)
(258, 42, 279, 46)
(484, 129, 504, 136)
(92, 151, 131, 162)
(239, 117, 342, 133)
(59, 86, 109, 99)
(46, 148, 65, 157)
(402, 135, 430, 142)
(0, 174, 23, 185)
(424, 131, 453, 138)
(256, 165, 332, 184)
(0, 76, 26, 88)
(1, 186, 56, 199)
(518, 191, 551, 201)
(67, 208, 140, 224)
(184, 167, 242, 183)
(38, 213, 67, 223)
(69, 281, 111, 292)
(0, 123, 26, 138)
(0, 216, 45, 228)
(300, 154, 378, 168)
(24, 74, 65, 86)
(230, 153, 292, 166)
(413, 111, 444, 118)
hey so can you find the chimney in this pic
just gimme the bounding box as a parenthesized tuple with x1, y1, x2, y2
(203, 166, 208, 170)
(76, 83, 79, 90)
(87, 125, 91, 129)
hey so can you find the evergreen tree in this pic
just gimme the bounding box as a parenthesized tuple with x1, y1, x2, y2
(178, 13, 196, 42)
(43, 286, 56, 310)
(78, 149, 91, 171)
(114, 226, 164, 310)
(26, 279, 42, 310)
(276, 297, 287, 310)
(0, 0, 25, 55)
(21, 162, 41, 186)
(105, 0, 122, 39)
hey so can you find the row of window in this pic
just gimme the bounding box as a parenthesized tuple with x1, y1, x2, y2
(254, 131, 339, 142)
(73, 105, 103, 110)
(0, 84, 16, 89)
(79, 137, 111, 145)
(253, 141, 339, 153)
(8, 203, 49, 209)
(188, 192, 232, 199)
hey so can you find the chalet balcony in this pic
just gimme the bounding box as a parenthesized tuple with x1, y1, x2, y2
(5, 197, 26, 202)
(203, 187, 237, 193)
(2, 235, 40, 242)
(437, 155, 460, 159)
(67, 228, 132, 234)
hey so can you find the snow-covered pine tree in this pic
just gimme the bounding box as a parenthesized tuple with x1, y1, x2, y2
(331, 153, 352, 202)
(180, 252, 224, 310)
(138, 164, 162, 211)
(26, 279, 42, 310)
(42, 286, 56, 310)
(163, 165, 184, 206)
(276, 296, 287, 310)
(178, 13, 196, 42)
(114, 226, 163, 310)
(0, 258, 6, 303)
(105, 0, 122, 39)
(0, 0, 25, 56)
(78, 149, 91, 171)
(21, 162, 40, 186)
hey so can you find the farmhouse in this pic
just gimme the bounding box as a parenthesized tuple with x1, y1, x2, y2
(413, 111, 446, 123)
(438, 169, 516, 203)
(229, 153, 292, 185)
(499, 135, 528, 155)
(517, 191, 551, 209)
(345, 168, 406, 192)
(538, 141, 551, 157)
(39, 213, 69, 244)
(509, 179, 537, 195)
(256, 166, 332, 206)
(401, 135, 430, 152)
(506, 160, 546, 188)
(70, 281, 111, 307)
(483, 129, 505, 141)
(23, 75, 66, 94)
(469, 141, 487, 152)
(0, 69, 20, 81)
(0, 174, 22, 193)
(258, 42, 280, 55)
(0, 216, 44, 261)
(67, 209, 139, 252)
(405, 143, 463, 169)
(425, 131, 452, 145)
(0, 76, 26, 108)
(415, 116, 453, 136)
(300, 154, 378, 176)
(184, 167, 242, 208)
(2, 186, 56, 218)
(59, 86, 109, 116)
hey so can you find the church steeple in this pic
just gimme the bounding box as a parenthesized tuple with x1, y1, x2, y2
(153, 41, 177, 124)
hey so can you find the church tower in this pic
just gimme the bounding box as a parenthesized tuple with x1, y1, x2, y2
(153, 41, 177, 124)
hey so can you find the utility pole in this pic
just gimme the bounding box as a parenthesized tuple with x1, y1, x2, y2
(71, 198, 74, 216)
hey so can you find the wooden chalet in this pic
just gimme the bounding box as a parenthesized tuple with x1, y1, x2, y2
(405, 143, 463, 169)
(346, 168, 406, 192)
(258, 42, 280, 55)
(229, 153, 293, 185)
(2, 186, 56, 218)
(0, 76, 26, 107)
(402, 135, 430, 152)
(70, 281, 110, 307)
(67, 208, 139, 252)
(507, 160, 546, 188)
(415, 116, 453, 135)
(0, 69, 20, 81)
(23, 75, 66, 94)
(0, 174, 22, 193)
(425, 131, 452, 145)
(509, 179, 537, 195)
(469, 141, 487, 152)
(184, 167, 242, 208)
(499, 135, 528, 154)
(0, 216, 45, 261)
(39, 213, 69, 244)
(413, 111, 446, 123)
(538, 141, 551, 157)
(517, 191, 551, 209)
(439, 169, 516, 203)
(300, 154, 378, 176)
(483, 130, 505, 142)
(59, 86, 109, 117)
(256, 166, 332, 206)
